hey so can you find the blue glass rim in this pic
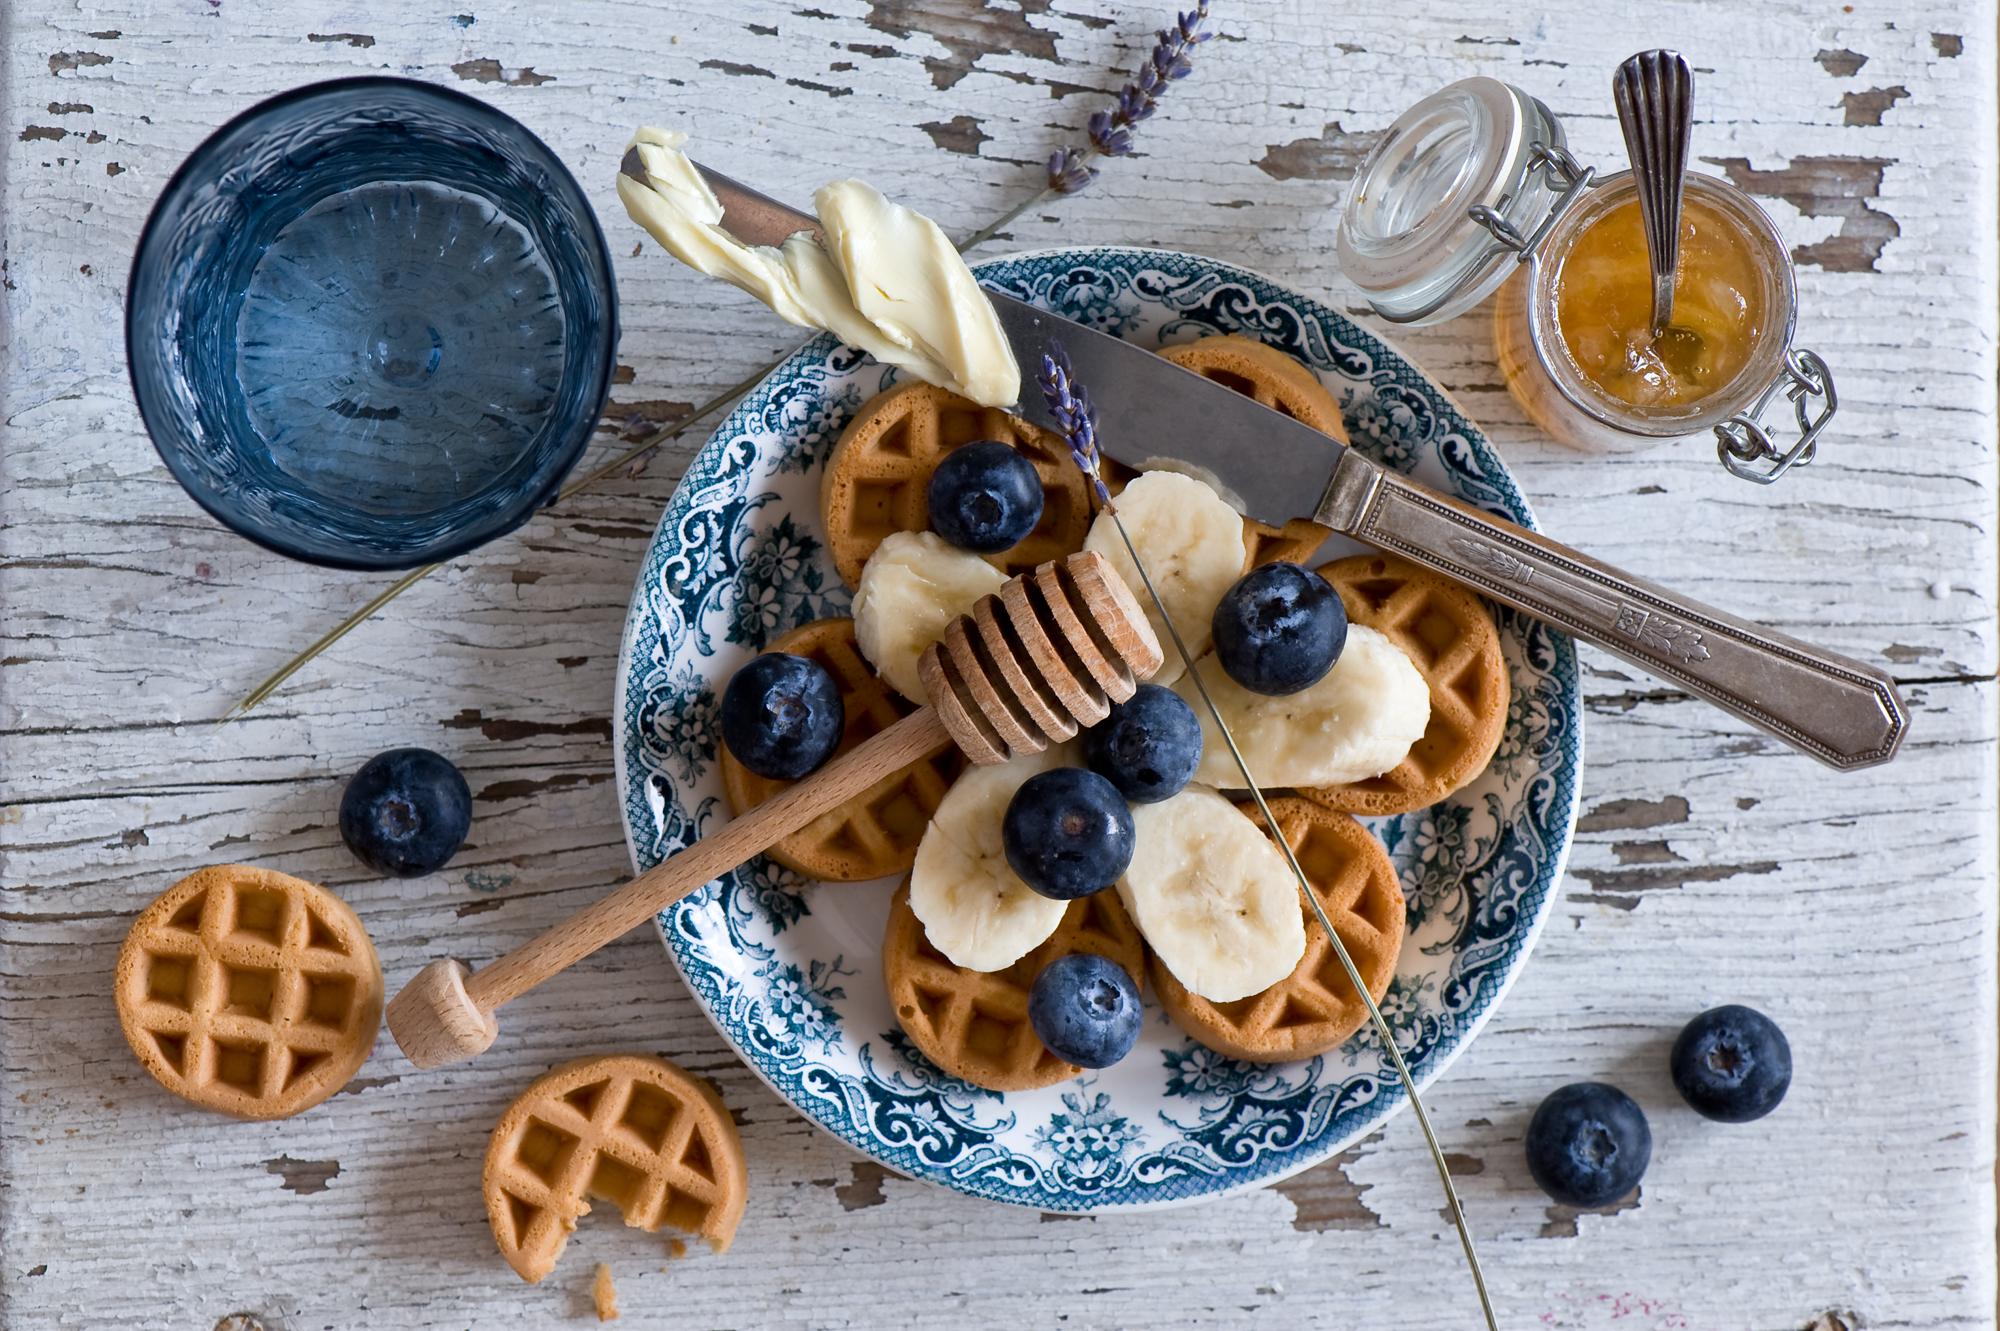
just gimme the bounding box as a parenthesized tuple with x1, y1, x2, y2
(125, 76, 619, 571)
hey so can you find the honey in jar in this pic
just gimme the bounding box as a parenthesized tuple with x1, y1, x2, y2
(1494, 170, 1797, 452)
(1550, 195, 1766, 410)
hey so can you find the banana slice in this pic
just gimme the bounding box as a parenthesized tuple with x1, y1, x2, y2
(1173, 624, 1430, 788)
(908, 741, 1079, 971)
(1082, 471, 1245, 687)
(1116, 784, 1306, 1002)
(852, 529, 1007, 705)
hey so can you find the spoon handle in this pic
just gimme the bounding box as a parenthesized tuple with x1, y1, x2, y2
(1613, 50, 1694, 332)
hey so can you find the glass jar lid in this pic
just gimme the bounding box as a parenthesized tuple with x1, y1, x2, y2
(1336, 77, 1565, 326)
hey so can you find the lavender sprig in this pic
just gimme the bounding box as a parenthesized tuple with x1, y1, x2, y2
(1084, 1, 1211, 161)
(966, 2, 1212, 252)
(1046, 146, 1099, 196)
(1036, 342, 1113, 510)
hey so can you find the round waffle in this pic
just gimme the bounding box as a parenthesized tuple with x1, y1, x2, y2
(113, 864, 383, 1120)
(720, 616, 964, 881)
(484, 1053, 748, 1285)
(1150, 799, 1404, 1063)
(1303, 552, 1510, 816)
(1159, 335, 1346, 572)
(883, 878, 1146, 1092)
(820, 380, 1091, 592)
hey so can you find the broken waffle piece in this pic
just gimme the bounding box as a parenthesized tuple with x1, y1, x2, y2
(484, 1054, 749, 1285)
(113, 864, 384, 1120)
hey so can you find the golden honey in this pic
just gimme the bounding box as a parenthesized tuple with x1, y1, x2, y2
(1550, 196, 1767, 409)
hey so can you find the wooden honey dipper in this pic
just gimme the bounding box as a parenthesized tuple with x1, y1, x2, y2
(387, 550, 1162, 1070)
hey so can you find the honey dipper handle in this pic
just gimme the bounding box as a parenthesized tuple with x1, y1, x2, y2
(1318, 452, 1909, 771)
(462, 707, 953, 1014)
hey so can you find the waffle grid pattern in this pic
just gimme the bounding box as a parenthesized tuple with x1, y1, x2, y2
(484, 1055, 748, 1284)
(720, 616, 964, 881)
(883, 881, 1147, 1092)
(820, 380, 1091, 591)
(114, 864, 382, 1120)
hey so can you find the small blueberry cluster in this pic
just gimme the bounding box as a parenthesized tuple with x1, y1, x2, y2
(1045, 1, 1213, 195)
(1036, 342, 1113, 509)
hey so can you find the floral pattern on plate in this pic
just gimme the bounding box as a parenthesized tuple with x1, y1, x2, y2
(613, 246, 1583, 1211)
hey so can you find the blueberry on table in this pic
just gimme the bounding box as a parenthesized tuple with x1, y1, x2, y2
(927, 439, 1044, 553)
(1084, 683, 1203, 804)
(1211, 561, 1347, 695)
(719, 653, 845, 781)
(339, 747, 473, 878)
(1670, 1005, 1792, 1122)
(1524, 1082, 1651, 1208)
(1003, 768, 1136, 900)
(1029, 952, 1143, 1068)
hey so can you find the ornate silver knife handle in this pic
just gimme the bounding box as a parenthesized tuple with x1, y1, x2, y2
(1316, 452, 1908, 770)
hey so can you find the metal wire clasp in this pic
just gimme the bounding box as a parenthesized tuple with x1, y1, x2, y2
(1468, 142, 1596, 261)
(1714, 349, 1837, 484)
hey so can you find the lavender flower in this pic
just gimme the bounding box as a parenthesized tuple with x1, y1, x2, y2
(1046, 146, 1099, 196)
(1037, 342, 1113, 509)
(1083, 1, 1212, 160)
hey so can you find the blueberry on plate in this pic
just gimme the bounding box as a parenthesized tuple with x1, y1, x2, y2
(1211, 561, 1347, 695)
(927, 439, 1044, 553)
(1524, 1082, 1651, 1208)
(1029, 952, 1143, 1068)
(1670, 1004, 1792, 1122)
(719, 653, 845, 781)
(339, 747, 473, 878)
(1084, 684, 1203, 804)
(1003, 768, 1135, 899)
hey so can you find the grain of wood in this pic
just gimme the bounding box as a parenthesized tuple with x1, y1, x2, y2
(2, 1, 1994, 1328)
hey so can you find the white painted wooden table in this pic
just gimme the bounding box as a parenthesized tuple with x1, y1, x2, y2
(3, 2, 1994, 1328)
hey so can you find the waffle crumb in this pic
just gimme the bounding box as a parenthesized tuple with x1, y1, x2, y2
(592, 1264, 618, 1321)
(666, 1239, 687, 1259)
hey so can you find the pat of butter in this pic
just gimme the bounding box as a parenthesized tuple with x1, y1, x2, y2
(616, 127, 1020, 408)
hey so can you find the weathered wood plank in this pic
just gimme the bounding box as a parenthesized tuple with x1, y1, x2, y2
(2, 1, 1993, 1328)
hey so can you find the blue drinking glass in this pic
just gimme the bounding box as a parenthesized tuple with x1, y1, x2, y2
(127, 77, 617, 570)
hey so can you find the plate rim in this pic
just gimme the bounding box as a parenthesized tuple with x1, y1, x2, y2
(613, 243, 1584, 1211)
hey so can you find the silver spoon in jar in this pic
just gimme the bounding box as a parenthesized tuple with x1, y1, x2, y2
(1614, 50, 1702, 371)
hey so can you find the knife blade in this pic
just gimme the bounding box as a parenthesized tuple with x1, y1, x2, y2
(627, 152, 1909, 771)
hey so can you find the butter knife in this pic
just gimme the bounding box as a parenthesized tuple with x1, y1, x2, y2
(624, 150, 1908, 771)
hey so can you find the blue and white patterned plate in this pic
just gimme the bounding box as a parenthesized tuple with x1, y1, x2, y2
(613, 247, 1583, 1212)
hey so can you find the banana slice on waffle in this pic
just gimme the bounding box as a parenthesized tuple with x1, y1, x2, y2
(907, 742, 1078, 971)
(1302, 553, 1509, 816)
(1173, 623, 1431, 790)
(1081, 470, 1246, 687)
(1152, 798, 1405, 1062)
(1116, 784, 1305, 1003)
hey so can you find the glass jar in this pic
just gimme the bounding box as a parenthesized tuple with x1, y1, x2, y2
(1337, 77, 1837, 483)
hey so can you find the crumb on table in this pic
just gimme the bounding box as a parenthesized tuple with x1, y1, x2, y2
(591, 1263, 618, 1321)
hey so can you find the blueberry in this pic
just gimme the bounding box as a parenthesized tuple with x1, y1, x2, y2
(1670, 1005, 1792, 1122)
(927, 439, 1044, 553)
(1524, 1082, 1651, 1207)
(1211, 562, 1347, 695)
(719, 653, 845, 781)
(1003, 768, 1135, 900)
(339, 747, 473, 878)
(1084, 684, 1203, 804)
(1029, 952, 1143, 1068)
